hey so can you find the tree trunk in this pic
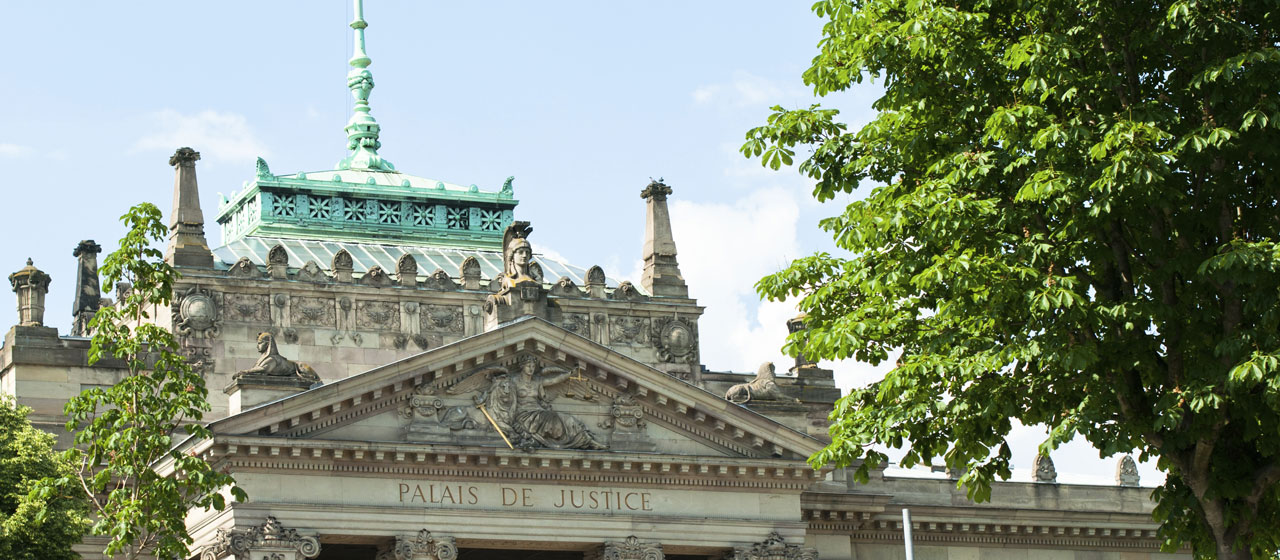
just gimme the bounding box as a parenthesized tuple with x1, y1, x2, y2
(1216, 538, 1251, 560)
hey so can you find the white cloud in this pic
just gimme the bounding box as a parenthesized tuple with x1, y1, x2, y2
(0, 143, 33, 158)
(133, 109, 270, 164)
(669, 187, 802, 374)
(692, 71, 812, 110)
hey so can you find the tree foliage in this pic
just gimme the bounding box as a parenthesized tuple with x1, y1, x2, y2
(0, 396, 86, 560)
(51, 203, 246, 559)
(743, 1, 1279, 558)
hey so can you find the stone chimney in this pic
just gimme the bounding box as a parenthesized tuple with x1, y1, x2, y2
(640, 179, 688, 298)
(9, 259, 50, 327)
(71, 240, 102, 336)
(166, 147, 215, 268)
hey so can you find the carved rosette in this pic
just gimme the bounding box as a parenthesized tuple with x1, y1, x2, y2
(588, 536, 663, 560)
(652, 317, 697, 363)
(173, 286, 221, 338)
(200, 516, 320, 560)
(723, 533, 817, 560)
(392, 529, 458, 560)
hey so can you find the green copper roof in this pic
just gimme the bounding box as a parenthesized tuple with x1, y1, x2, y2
(216, 168, 517, 250)
(214, 1, 519, 251)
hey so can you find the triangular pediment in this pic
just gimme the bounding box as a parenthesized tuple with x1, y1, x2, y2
(210, 317, 823, 462)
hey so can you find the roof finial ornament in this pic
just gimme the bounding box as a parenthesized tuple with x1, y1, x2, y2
(337, 0, 395, 172)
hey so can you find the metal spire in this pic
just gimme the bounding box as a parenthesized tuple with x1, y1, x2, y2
(337, 0, 395, 171)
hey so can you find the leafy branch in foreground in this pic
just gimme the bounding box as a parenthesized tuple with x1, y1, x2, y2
(50, 202, 245, 560)
(745, 1, 1279, 558)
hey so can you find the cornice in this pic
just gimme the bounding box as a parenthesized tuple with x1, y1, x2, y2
(206, 435, 822, 491)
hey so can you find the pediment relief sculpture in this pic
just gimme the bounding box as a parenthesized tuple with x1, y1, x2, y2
(725, 362, 799, 404)
(236, 332, 320, 383)
(434, 355, 606, 450)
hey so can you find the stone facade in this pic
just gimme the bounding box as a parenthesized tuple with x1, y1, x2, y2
(0, 3, 1188, 559)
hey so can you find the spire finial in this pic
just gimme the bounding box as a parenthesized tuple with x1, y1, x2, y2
(337, 0, 395, 172)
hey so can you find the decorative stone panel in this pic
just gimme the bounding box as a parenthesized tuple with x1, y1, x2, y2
(224, 293, 270, 323)
(420, 304, 464, 334)
(290, 296, 336, 327)
(610, 317, 650, 346)
(652, 317, 697, 363)
(356, 300, 401, 330)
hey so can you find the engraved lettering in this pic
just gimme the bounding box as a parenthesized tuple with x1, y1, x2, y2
(502, 487, 518, 506)
(468, 486, 480, 505)
(522, 488, 534, 507)
(399, 483, 410, 502)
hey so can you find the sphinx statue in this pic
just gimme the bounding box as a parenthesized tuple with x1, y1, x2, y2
(237, 332, 320, 382)
(724, 362, 798, 404)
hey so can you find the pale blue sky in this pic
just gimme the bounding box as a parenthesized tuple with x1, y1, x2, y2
(0, 1, 1154, 485)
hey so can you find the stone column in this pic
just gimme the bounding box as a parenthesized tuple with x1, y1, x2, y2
(377, 529, 457, 560)
(587, 535, 663, 560)
(639, 179, 688, 298)
(166, 147, 215, 268)
(9, 259, 50, 327)
(71, 240, 102, 336)
(199, 516, 320, 560)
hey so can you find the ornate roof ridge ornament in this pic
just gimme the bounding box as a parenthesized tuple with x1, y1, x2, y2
(337, 0, 395, 172)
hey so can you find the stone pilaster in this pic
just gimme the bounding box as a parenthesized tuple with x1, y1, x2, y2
(166, 147, 215, 269)
(200, 516, 320, 560)
(640, 179, 688, 298)
(723, 533, 817, 560)
(9, 259, 50, 327)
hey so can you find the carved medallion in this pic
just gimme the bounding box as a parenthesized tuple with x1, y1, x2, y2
(223, 293, 270, 322)
(356, 300, 401, 330)
(173, 287, 221, 338)
(290, 296, 336, 327)
(652, 317, 697, 363)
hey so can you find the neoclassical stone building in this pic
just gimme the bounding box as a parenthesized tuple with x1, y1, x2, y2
(1, 3, 1184, 560)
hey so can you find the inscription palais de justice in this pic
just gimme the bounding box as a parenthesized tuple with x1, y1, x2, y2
(398, 482, 655, 512)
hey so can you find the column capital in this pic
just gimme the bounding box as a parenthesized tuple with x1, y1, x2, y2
(200, 516, 320, 560)
(377, 529, 458, 560)
(588, 535, 663, 560)
(723, 532, 817, 560)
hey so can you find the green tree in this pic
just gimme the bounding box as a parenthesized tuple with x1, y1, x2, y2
(0, 396, 87, 560)
(743, 1, 1279, 558)
(53, 203, 246, 559)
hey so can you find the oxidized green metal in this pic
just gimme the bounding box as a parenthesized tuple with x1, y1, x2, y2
(214, 1, 518, 251)
(338, 0, 394, 172)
